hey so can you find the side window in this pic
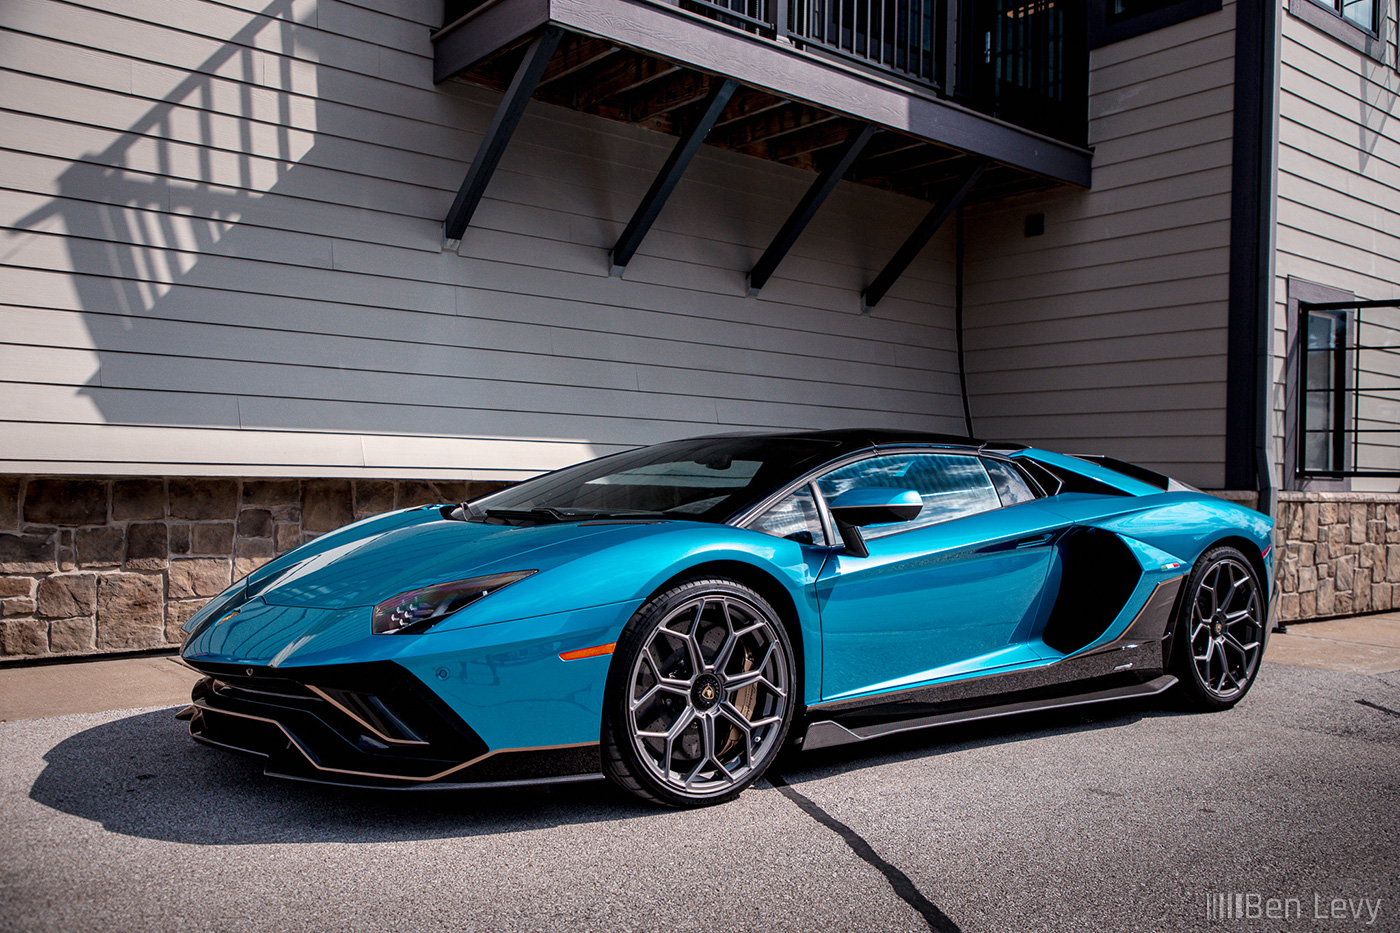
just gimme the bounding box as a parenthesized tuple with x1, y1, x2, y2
(983, 458, 1038, 507)
(750, 485, 828, 546)
(816, 453, 1000, 538)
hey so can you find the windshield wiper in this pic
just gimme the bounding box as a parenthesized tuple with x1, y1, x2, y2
(483, 507, 676, 525)
(485, 507, 590, 525)
(447, 501, 485, 522)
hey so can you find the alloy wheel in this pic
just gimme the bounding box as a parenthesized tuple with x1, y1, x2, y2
(1188, 557, 1264, 701)
(625, 593, 790, 796)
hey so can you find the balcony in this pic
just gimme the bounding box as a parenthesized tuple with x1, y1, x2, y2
(435, 0, 1090, 183)
(677, 0, 1087, 147)
(432, 0, 1091, 305)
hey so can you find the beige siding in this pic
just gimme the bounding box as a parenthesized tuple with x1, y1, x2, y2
(1275, 1, 1400, 489)
(962, 1, 1237, 489)
(0, 0, 964, 479)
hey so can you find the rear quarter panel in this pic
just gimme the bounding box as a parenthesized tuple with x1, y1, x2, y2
(1041, 492, 1274, 581)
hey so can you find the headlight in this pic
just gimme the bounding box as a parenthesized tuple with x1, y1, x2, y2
(371, 571, 536, 635)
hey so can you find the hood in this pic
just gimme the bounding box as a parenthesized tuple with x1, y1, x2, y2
(182, 598, 364, 667)
(255, 517, 628, 610)
(183, 514, 679, 667)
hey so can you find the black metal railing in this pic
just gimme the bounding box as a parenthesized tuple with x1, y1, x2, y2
(962, 0, 1086, 142)
(681, 0, 779, 34)
(678, 0, 1086, 145)
(789, 0, 942, 86)
(1299, 299, 1400, 477)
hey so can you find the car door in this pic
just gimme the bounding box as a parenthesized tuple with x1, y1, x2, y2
(813, 451, 1070, 702)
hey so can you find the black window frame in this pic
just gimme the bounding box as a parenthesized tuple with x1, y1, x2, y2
(1088, 0, 1223, 49)
(1288, 0, 1389, 60)
(1296, 297, 1400, 479)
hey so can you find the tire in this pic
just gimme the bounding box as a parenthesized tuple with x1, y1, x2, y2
(601, 577, 796, 807)
(1170, 545, 1266, 711)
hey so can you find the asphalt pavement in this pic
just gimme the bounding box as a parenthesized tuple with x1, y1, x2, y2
(0, 619, 1397, 933)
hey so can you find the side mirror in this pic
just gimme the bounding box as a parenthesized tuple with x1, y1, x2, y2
(826, 488, 923, 558)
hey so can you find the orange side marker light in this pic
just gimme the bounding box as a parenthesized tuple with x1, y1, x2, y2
(559, 642, 616, 661)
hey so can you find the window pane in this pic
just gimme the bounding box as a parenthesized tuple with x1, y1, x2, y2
(750, 485, 827, 545)
(1303, 312, 1342, 472)
(816, 454, 1000, 538)
(1340, 0, 1375, 31)
(984, 459, 1038, 506)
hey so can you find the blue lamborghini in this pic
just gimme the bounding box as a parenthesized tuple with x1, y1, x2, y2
(178, 430, 1274, 807)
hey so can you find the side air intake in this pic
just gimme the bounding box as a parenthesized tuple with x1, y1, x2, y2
(1041, 528, 1143, 655)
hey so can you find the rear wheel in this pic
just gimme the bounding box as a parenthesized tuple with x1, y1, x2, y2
(602, 577, 795, 807)
(1171, 545, 1266, 710)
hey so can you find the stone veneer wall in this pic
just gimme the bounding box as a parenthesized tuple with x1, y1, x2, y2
(0, 476, 505, 660)
(6, 479, 1393, 658)
(1274, 492, 1400, 623)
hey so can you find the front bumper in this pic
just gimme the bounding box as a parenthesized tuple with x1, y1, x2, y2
(181, 660, 601, 789)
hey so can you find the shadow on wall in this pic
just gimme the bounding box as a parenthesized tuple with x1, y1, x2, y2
(6, 0, 599, 458)
(14, 1, 307, 432)
(1357, 53, 1397, 174)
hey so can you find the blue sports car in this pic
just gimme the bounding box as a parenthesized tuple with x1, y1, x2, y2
(178, 430, 1274, 807)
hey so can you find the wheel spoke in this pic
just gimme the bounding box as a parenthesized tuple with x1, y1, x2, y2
(630, 677, 691, 712)
(662, 705, 697, 779)
(723, 641, 784, 697)
(681, 604, 706, 674)
(1223, 571, 1246, 609)
(713, 629, 740, 676)
(718, 702, 755, 767)
(1201, 570, 1220, 616)
(647, 641, 688, 683)
(644, 651, 691, 691)
(683, 756, 708, 788)
(681, 715, 718, 789)
(1224, 632, 1260, 655)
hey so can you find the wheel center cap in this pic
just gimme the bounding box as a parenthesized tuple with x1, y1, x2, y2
(691, 673, 723, 711)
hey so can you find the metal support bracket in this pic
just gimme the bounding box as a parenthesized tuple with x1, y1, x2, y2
(860, 157, 987, 314)
(609, 78, 739, 277)
(747, 123, 876, 298)
(442, 26, 563, 248)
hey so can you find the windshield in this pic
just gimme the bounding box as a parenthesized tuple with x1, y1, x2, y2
(470, 436, 843, 524)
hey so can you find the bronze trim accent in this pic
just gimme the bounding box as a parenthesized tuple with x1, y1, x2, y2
(192, 699, 598, 783)
(305, 685, 430, 747)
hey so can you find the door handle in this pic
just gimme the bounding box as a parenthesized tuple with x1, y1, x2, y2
(1012, 532, 1055, 549)
(975, 530, 1060, 554)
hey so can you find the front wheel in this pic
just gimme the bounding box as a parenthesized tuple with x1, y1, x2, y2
(601, 578, 796, 807)
(1170, 545, 1266, 710)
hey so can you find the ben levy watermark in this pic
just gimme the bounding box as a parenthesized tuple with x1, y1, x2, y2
(1204, 893, 1383, 925)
